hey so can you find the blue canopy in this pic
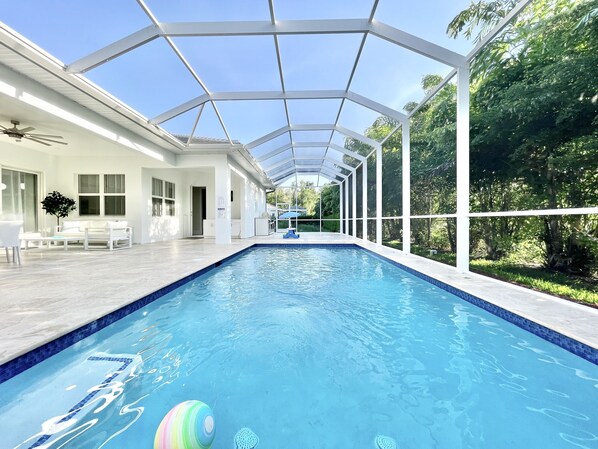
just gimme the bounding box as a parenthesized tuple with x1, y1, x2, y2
(279, 211, 301, 219)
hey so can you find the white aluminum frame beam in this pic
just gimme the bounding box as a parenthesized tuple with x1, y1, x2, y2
(271, 166, 296, 181)
(272, 168, 341, 185)
(267, 162, 296, 177)
(319, 169, 346, 182)
(265, 156, 353, 175)
(343, 178, 349, 235)
(319, 158, 354, 173)
(455, 66, 470, 273)
(376, 145, 382, 244)
(351, 170, 357, 237)
(271, 164, 344, 179)
(338, 182, 345, 234)
(68, 20, 466, 74)
(257, 141, 365, 165)
(327, 143, 366, 162)
(362, 162, 368, 239)
(273, 172, 296, 185)
(318, 174, 342, 184)
(257, 143, 294, 163)
(151, 90, 407, 125)
(246, 124, 378, 151)
(402, 121, 411, 253)
(66, 25, 159, 73)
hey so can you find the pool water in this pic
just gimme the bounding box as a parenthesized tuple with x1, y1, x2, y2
(1, 247, 597, 449)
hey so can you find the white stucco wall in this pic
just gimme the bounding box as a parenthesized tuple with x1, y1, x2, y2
(0, 65, 269, 245)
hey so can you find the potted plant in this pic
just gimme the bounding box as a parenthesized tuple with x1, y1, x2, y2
(41, 191, 76, 227)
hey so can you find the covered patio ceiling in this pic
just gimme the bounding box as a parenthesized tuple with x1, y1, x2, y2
(1, 0, 495, 186)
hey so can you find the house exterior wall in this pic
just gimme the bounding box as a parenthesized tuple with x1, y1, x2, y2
(0, 66, 268, 245)
(1, 142, 267, 244)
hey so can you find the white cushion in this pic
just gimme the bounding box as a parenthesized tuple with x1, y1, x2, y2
(61, 221, 81, 231)
(105, 221, 127, 229)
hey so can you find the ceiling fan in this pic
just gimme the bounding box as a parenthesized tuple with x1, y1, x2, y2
(1, 120, 67, 146)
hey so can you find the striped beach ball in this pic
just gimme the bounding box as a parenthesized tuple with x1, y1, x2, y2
(154, 400, 215, 449)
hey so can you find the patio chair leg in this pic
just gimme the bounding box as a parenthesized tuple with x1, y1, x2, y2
(5, 248, 9, 263)
(14, 246, 21, 265)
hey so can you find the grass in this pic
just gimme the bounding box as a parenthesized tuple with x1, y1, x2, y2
(383, 240, 598, 306)
(469, 260, 598, 306)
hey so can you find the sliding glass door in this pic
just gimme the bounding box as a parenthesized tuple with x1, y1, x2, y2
(1, 168, 38, 232)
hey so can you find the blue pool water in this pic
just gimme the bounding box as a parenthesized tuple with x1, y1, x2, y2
(1, 247, 597, 448)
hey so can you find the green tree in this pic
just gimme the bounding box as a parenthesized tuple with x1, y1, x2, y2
(458, 0, 598, 271)
(296, 180, 318, 217)
(41, 191, 76, 226)
(319, 183, 340, 218)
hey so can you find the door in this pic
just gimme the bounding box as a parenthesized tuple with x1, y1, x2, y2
(191, 186, 207, 236)
(1, 168, 38, 232)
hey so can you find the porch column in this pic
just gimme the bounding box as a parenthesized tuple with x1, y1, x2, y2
(456, 65, 470, 272)
(402, 121, 411, 254)
(214, 159, 232, 244)
(376, 146, 382, 244)
(362, 161, 367, 240)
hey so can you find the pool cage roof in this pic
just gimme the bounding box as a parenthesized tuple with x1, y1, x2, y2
(0, 0, 528, 187)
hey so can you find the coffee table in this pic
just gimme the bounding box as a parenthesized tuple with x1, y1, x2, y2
(21, 236, 83, 251)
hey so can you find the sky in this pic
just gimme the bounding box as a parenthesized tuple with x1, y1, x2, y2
(0, 0, 475, 186)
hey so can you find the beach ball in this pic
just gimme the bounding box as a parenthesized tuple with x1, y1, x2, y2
(154, 400, 215, 449)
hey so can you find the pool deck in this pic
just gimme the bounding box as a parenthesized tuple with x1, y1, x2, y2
(1, 233, 597, 368)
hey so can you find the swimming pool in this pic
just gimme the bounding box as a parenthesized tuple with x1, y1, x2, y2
(1, 246, 597, 448)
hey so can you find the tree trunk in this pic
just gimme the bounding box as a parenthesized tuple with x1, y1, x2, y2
(543, 164, 565, 271)
(446, 218, 456, 253)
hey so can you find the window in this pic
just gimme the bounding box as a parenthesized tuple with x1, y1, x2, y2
(78, 174, 125, 216)
(104, 174, 125, 215)
(78, 174, 100, 216)
(165, 181, 175, 216)
(152, 178, 175, 217)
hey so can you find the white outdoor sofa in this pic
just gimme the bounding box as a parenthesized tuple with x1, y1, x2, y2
(55, 220, 132, 250)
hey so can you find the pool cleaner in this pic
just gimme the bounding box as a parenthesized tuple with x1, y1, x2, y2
(234, 427, 259, 449)
(282, 228, 300, 239)
(374, 435, 397, 449)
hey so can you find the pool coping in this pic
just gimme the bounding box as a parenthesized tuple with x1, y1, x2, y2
(1, 242, 596, 384)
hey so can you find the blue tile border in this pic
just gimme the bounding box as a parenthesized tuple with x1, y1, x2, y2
(1, 242, 596, 385)
(28, 356, 133, 448)
(0, 249, 247, 384)
(359, 246, 598, 366)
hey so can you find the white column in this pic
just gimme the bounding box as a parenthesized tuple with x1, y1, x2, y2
(402, 121, 411, 254)
(339, 181, 344, 234)
(214, 159, 232, 244)
(376, 145, 382, 244)
(456, 65, 470, 272)
(344, 178, 349, 235)
(319, 190, 322, 232)
(362, 162, 367, 240)
(241, 176, 252, 238)
(351, 171, 357, 237)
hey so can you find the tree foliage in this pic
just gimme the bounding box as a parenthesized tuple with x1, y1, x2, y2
(41, 191, 76, 225)
(357, 0, 598, 276)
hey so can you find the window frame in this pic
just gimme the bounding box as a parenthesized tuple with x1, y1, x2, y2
(78, 173, 126, 216)
(152, 177, 175, 217)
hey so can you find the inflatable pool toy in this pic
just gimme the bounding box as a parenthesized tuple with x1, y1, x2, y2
(154, 400, 215, 449)
(234, 427, 259, 449)
(374, 435, 397, 449)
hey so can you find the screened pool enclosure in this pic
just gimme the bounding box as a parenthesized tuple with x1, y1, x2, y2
(0, 0, 596, 274)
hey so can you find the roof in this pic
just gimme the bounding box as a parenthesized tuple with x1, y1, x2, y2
(0, 0, 499, 187)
